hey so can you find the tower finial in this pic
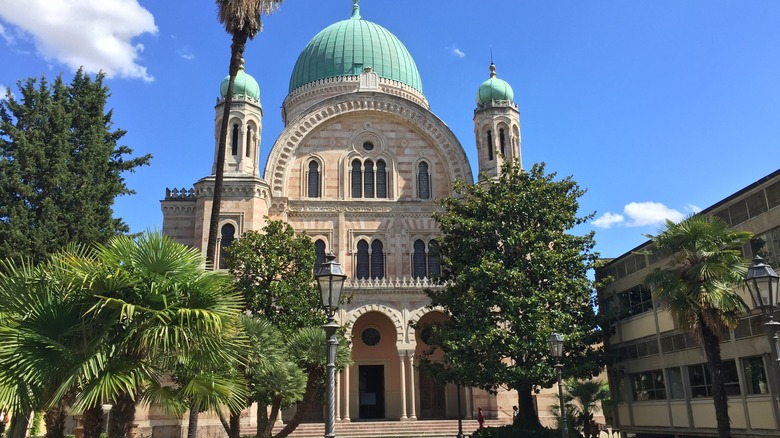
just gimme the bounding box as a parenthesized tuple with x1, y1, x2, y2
(489, 62, 496, 78)
(239, 58, 245, 72)
(490, 48, 494, 64)
(351, 0, 361, 19)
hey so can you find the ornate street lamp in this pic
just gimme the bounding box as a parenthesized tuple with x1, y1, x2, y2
(316, 252, 346, 438)
(549, 333, 568, 438)
(745, 256, 780, 401)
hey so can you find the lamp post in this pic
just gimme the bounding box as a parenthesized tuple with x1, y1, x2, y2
(745, 256, 780, 401)
(315, 252, 346, 438)
(549, 333, 568, 438)
(101, 404, 113, 436)
(456, 384, 464, 438)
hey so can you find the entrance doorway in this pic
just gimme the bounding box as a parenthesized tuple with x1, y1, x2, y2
(358, 365, 385, 419)
(419, 372, 446, 418)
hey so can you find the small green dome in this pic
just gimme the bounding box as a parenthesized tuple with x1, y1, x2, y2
(289, 1, 422, 93)
(220, 65, 260, 102)
(476, 63, 514, 105)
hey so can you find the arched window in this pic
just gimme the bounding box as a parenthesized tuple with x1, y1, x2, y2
(499, 128, 506, 156)
(418, 162, 430, 199)
(370, 240, 384, 279)
(364, 160, 374, 198)
(487, 130, 493, 161)
(376, 160, 387, 198)
(314, 239, 326, 272)
(428, 240, 441, 278)
(231, 124, 239, 156)
(351, 159, 362, 198)
(219, 223, 235, 269)
(413, 239, 427, 279)
(308, 161, 320, 198)
(246, 127, 252, 157)
(356, 240, 370, 280)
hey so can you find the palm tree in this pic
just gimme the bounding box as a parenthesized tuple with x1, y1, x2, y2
(644, 215, 751, 438)
(563, 379, 610, 438)
(60, 232, 246, 437)
(207, 0, 283, 265)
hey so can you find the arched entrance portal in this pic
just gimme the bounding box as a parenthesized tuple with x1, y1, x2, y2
(415, 311, 448, 419)
(350, 310, 400, 420)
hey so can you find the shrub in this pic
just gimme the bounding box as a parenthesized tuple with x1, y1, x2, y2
(472, 425, 561, 438)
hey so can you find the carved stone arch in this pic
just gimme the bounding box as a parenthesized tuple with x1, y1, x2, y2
(345, 303, 404, 343)
(265, 93, 473, 197)
(407, 306, 447, 343)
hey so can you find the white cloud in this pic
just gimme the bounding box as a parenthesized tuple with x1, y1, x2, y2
(0, 84, 8, 101)
(592, 212, 624, 229)
(177, 46, 195, 60)
(447, 44, 465, 59)
(0, 0, 158, 81)
(0, 22, 14, 44)
(592, 202, 686, 228)
(685, 203, 702, 213)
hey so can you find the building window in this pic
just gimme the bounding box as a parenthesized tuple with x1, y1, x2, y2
(412, 239, 441, 279)
(314, 239, 326, 273)
(499, 128, 506, 156)
(356, 240, 370, 279)
(743, 356, 769, 395)
(418, 162, 430, 199)
(376, 160, 387, 198)
(666, 367, 685, 399)
(219, 223, 235, 269)
(364, 160, 375, 198)
(351, 159, 362, 198)
(617, 285, 653, 317)
(308, 161, 320, 198)
(631, 370, 666, 401)
(231, 124, 239, 156)
(362, 328, 380, 346)
(487, 130, 493, 161)
(246, 127, 252, 157)
(689, 361, 740, 398)
(370, 240, 384, 279)
(363, 141, 374, 151)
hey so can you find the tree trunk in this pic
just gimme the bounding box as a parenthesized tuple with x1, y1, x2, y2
(44, 401, 67, 438)
(206, 32, 249, 266)
(700, 316, 732, 438)
(186, 401, 199, 438)
(229, 412, 241, 438)
(110, 391, 136, 438)
(515, 383, 541, 429)
(81, 406, 104, 438)
(274, 367, 323, 438)
(263, 397, 282, 438)
(11, 410, 30, 438)
(257, 403, 269, 438)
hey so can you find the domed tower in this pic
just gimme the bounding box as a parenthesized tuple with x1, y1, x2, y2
(213, 60, 263, 177)
(473, 62, 521, 179)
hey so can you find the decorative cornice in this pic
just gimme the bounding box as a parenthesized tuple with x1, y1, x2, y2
(195, 176, 271, 200)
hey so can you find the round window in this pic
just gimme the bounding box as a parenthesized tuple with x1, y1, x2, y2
(362, 328, 381, 346)
(362, 141, 374, 151)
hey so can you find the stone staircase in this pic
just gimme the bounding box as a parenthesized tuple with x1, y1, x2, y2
(271, 419, 511, 438)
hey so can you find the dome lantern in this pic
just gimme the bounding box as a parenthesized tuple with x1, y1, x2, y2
(220, 59, 260, 102)
(476, 62, 514, 106)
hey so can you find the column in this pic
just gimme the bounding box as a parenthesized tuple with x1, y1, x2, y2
(408, 352, 417, 420)
(343, 364, 351, 421)
(399, 351, 408, 420)
(465, 387, 473, 419)
(336, 369, 342, 421)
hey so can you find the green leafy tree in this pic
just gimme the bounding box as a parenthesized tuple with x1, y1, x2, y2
(559, 379, 610, 438)
(422, 161, 604, 428)
(644, 215, 750, 438)
(0, 71, 151, 264)
(57, 232, 247, 438)
(208, 0, 283, 265)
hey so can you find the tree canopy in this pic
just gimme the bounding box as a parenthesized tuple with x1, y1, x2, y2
(421, 161, 604, 428)
(0, 70, 151, 263)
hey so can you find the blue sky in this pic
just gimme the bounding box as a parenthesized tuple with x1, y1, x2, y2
(1, 0, 779, 259)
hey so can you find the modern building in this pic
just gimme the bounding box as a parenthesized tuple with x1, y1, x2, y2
(597, 170, 780, 437)
(158, 1, 534, 435)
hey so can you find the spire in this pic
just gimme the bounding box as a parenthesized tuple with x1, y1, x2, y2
(351, 0, 361, 19)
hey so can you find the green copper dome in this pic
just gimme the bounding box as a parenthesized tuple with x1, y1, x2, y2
(220, 64, 260, 102)
(476, 63, 514, 105)
(288, 1, 422, 93)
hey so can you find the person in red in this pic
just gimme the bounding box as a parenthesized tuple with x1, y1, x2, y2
(477, 407, 485, 428)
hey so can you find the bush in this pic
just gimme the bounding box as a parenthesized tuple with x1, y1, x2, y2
(472, 425, 561, 438)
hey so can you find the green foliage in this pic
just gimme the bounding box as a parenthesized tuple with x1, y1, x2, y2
(0, 70, 151, 263)
(225, 220, 324, 333)
(29, 412, 42, 437)
(472, 425, 560, 438)
(559, 379, 610, 438)
(422, 161, 604, 427)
